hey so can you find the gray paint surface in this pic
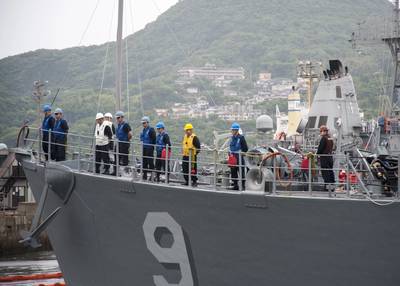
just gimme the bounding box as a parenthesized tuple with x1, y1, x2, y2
(23, 161, 400, 286)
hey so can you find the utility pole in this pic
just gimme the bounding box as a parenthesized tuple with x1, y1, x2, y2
(115, 0, 123, 112)
(297, 61, 321, 109)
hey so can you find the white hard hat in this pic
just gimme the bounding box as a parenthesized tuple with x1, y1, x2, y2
(96, 113, 104, 120)
(104, 112, 113, 118)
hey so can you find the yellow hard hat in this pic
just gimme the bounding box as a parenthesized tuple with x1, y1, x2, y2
(184, 123, 193, 130)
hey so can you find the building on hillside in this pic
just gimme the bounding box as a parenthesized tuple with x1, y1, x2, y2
(186, 87, 199, 94)
(223, 89, 238, 97)
(154, 108, 169, 117)
(177, 63, 245, 87)
(259, 72, 272, 81)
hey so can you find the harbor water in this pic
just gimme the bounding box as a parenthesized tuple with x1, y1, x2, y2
(0, 251, 62, 285)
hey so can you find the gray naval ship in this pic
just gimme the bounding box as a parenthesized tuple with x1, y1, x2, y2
(13, 1, 400, 286)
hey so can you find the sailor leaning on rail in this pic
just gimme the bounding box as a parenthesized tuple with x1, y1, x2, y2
(94, 113, 113, 175)
(228, 123, 248, 190)
(316, 125, 335, 191)
(182, 123, 201, 187)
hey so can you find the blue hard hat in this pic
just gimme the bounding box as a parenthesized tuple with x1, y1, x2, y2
(115, 111, 124, 117)
(155, 121, 165, 129)
(54, 108, 63, 114)
(42, 104, 51, 112)
(141, 116, 150, 123)
(231, 122, 240, 130)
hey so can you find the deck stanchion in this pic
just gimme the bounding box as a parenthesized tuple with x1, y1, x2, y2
(39, 129, 42, 162)
(116, 139, 120, 177)
(238, 152, 243, 191)
(346, 153, 350, 197)
(134, 140, 136, 180)
(92, 135, 96, 174)
(139, 141, 143, 181)
(397, 155, 400, 197)
(308, 155, 312, 195)
(188, 149, 192, 187)
(47, 131, 51, 162)
(213, 149, 218, 189)
(272, 156, 277, 194)
(165, 144, 169, 183)
(77, 134, 81, 172)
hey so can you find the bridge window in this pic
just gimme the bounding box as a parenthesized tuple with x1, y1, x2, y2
(306, 116, 317, 128)
(336, 86, 342, 98)
(318, 116, 328, 127)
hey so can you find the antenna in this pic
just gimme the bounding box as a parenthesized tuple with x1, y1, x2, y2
(297, 61, 321, 109)
(350, 1, 400, 115)
(382, 0, 400, 114)
(115, 0, 123, 112)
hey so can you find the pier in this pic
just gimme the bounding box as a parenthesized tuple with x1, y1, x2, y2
(0, 145, 51, 255)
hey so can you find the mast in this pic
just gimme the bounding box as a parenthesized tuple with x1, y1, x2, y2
(115, 0, 123, 112)
(382, 0, 400, 115)
(297, 61, 321, 109)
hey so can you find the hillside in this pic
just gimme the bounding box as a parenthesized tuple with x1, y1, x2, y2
(0, 0, 393, 145)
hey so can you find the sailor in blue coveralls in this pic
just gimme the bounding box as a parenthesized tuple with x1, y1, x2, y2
(155, 121, 171, 182)
(140, 116, 157, 180)
(53, 108, 69, 162)
(114, 111, 132, 174)
(229, 123, 248, 190)
(41, 104, 55, 161)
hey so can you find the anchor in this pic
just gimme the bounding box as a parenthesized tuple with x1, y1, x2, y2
(19, 163, 75, 248)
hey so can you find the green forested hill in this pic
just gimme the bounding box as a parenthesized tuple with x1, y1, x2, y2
(0, 0, 393, 145)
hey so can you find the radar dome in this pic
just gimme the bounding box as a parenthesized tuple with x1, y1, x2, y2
(0, 143, 8, 155)
(0, 143, 7, 151)
(256, 115, 273, 133)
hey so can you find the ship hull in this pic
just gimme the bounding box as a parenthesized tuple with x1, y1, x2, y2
(22, 160, 400, 286)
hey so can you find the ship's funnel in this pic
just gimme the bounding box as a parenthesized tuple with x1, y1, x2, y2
(329, 60, 344, 77)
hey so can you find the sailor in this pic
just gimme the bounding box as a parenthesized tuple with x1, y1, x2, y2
(113, 111, 132, 174)
(41, 104, 55, 161)
(316, 125, 335, 190)
(182, 123, 201, 187)
(104, 112, 116, 135)
(104, 112, 115, 168)
(228, 123, 248, 190)
(53, 108, 69, 162)
(140, 116, 156, 180)
(155, 121, 171, 182)
(378, 114, 385, 134)
(94, 113, 113, 174)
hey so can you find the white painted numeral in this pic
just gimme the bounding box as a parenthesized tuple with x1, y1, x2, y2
(143, 212, 195, 286)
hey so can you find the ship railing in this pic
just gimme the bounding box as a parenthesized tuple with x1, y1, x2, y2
(22, 127, 397, 198)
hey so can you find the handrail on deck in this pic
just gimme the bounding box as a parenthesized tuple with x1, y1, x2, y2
(19, 127, 399, 199)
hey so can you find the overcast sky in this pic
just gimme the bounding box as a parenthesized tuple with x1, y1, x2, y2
(0, 0, 179, 60)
